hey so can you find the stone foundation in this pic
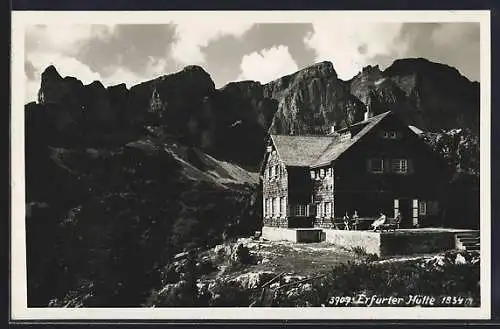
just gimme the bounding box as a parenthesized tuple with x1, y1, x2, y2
(314, 217, 335, 229)
(261, 226, 323, 243)
(262, 227, 468, 256)
(263, 216, 288, 227)
(323, 229, 382, 255)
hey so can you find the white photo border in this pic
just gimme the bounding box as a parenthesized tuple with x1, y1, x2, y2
(10, 9, 492, 321)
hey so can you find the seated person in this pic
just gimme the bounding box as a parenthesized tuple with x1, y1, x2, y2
(371, 212, 387, 231)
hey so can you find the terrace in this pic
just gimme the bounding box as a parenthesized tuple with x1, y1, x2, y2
(261, 226, 478, 257)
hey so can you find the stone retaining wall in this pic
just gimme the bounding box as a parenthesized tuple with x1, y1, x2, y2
(262, 227, 459, 257)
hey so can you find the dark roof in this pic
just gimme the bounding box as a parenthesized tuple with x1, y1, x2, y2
(312, 111, 391, 167)
(270, 111, 393, 168)
(270, 135, 334, 167)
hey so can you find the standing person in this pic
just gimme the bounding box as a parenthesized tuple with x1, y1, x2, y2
(343, 212, 351, 230)
(352, 210, 360, 230)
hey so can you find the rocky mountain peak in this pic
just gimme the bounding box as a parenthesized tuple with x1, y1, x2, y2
(384, 57, 467, 81)
(296, 60, 337, 80)
(41, 65, 62, 80)
(87, 80, 106, 90)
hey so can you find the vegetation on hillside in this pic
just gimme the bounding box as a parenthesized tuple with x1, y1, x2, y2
(26, 140, 260, 307)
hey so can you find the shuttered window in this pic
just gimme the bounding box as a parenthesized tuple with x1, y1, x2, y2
(392, 159, 408, 174)
(419, 201, 427, 215)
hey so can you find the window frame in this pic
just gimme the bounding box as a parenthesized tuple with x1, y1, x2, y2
(392, 158, 408, 174)
(325, 202, 332, 218)
(295, 204, 306, 217)
(369, 158, 384, 173)
(419, 201, 427, 216)
(280, 196, 286, 217)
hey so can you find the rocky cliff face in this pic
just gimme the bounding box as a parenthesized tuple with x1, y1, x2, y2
(264, 61, 366, 134)
(31, 58, 479, 169)
(350, 58, 480, 132)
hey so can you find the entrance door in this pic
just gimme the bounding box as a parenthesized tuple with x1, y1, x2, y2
(395, 199, 412, 228)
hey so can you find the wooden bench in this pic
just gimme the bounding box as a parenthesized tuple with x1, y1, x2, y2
(330, 218, 355, 230)
(376, 216, 401, 232)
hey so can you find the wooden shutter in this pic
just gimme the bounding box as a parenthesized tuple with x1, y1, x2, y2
(408, 159, 414, 174)
(310, 203, 316, 218)
(383, 158, 391, 173)
(412, 199, 419, 226)
(394, 199, 399, 218)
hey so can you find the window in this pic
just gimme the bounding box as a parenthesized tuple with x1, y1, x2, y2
(369, 158, 384, 173)
(317, 203, 323, 218)
(263, 198, 267, 217)
(266, 199, 271, 217)
(268, 167, 272, 180)
(392, 159, 408, 174)
(419, 201, 427, 216)
(319, 168, 325, 178)
(381, 130, 398, 139)
(325, 202, 332, 218)
(310, 170, 316, 179)
(270, 166, 275, 180)
(273, 198, 279, 217)
(275, 165, 280, 179)
(280, 197, 286, 216)
(294, 205, 306, 217)
(326, 168, 332, 177)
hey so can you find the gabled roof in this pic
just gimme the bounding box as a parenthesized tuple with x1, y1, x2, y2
(270, 135, 334, 167)
(268, 111, 394, 169)
(311, 111, 392, 167)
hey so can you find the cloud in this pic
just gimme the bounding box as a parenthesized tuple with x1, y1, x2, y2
(201, 23, 316, 87)
(171, 20, 253, 65)
(304, 22, 405, 79)
(394, 23, 480, 81)
(77, 24, 176, 77)
(238, 45, 299, 83)
(25, 24, 115, 56)
(102, 56, 168, 87)
(304, 22, 480, 82)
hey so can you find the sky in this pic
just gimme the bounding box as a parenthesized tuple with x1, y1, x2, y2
(24, 22, 480, 103)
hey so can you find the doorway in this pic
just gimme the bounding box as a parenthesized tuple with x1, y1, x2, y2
(394, 198, 412, 228)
